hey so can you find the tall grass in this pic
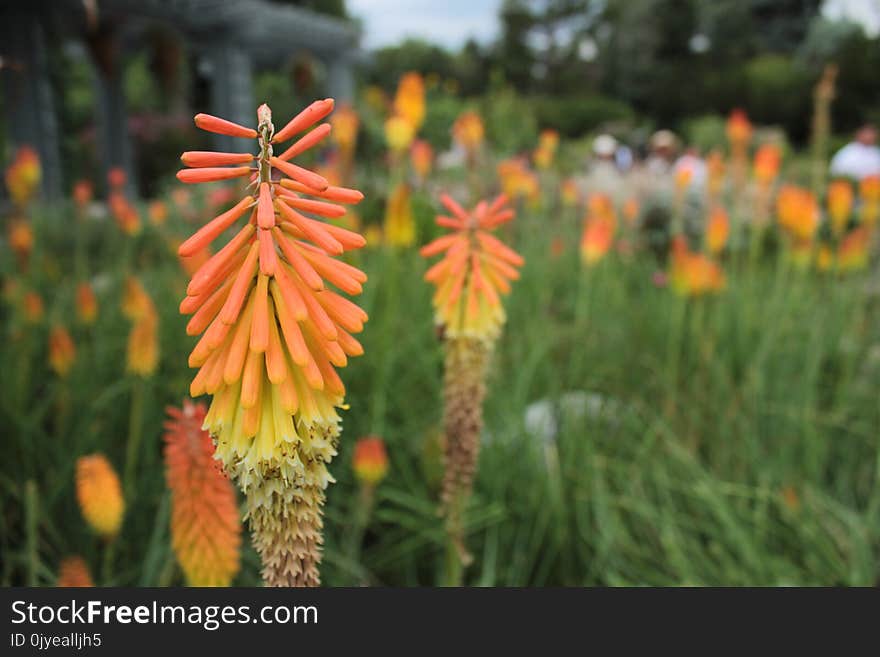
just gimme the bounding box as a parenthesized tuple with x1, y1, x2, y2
(2, 190, 878, 586)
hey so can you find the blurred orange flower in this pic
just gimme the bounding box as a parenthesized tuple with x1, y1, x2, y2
(164, 400, 241, 586)
(393, 72, 426, 131)
(826, 180, 853, 236)
(410, 139, 433, 180)
(837, 226, 870, 271)
(421, 194, 523, 339)
(452, 110, 485, 156)
(49, 326, 76, 377)
(670, 238, 725, 296)
(726, 109, 752, 150)
(753, 143, 782, 185)
(76, 454, 125, 538)
(533, 129, 559, 169)
(705, 206, 730, 255)
(22, 291, 44, 324)
(8, 220, 33, 265)
(76, 282, 99, 325)
(353, 436, 389, 487)
(384, 183, 416, 247)
(777, 185, 820, 243)
(580, 215, 615, 266)
(5, 146, 41, 207)
(384, 115, 416, 153)
(148, 199, 169, 226)
(73, 180, 93, 209)
(561, 178, 580, 207)
(57, 557, 94, 587)
(331, 103, 360, 155)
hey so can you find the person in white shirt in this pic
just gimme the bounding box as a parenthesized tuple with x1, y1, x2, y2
(829, 124, 880, 180)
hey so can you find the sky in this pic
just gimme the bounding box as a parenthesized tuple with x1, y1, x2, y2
(347, 0, 502, 50)
(347, 0, 880, 51)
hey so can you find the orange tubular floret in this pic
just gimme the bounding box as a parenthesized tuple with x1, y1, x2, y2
(177, 167, 251, 184)
(440, 194, 470, 221)
(272, 99, 335, 144)
(272, 264, 309, 320)
(250, 274, 270, 353)
(276, 202, 343, 255)
(179, 197, 253, 257)
(436, 215, 464, 229)
(257, 183, 275, 230)
(420, 233, 464, 257)
(273, 228, 324, 290)
(219, 242, 259, 325)
(270, 157, 329, 192)
(275, 192, 346, 218)
(187, 224, 255, 297)
(279, 178, 364, 204)
(475, 231, 525, 266)
(277, 123, 332, 161)
(181, 151, 254, 167)
(194, 113, 257, 139)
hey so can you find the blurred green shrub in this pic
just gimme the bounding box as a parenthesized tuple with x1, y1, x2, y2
(681, 114, 727, 153)
(531, 94, 634, 139)
(743, 55, 812, 141)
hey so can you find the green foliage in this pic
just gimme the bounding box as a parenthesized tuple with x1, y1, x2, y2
(481, 86, 538, 154)
(682, 114, 728, 153)
(3, 174, 878, 586)
(531, 94, 634, 138)
(743, 54, 813, 139)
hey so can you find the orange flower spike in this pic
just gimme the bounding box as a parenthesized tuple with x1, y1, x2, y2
(178, 100, 367, 587)
(423, 194, 522, 339)
(49, 326, 76, 377)
(76, 282, 98, 325)
(827, 179, 853, 236)
(163, 401, 241, 587)
(706, 206, 730, 255)
(57, 557, 94, 587)
(76, 454, 125, 538)
(353, 436, 389, 487)
(194, 113, 257, 139)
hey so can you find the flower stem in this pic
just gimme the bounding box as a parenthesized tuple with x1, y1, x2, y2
(24, 480, 39, 586)
(123, 377, 146, 503)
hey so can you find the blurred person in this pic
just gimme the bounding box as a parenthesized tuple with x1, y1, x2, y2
(830, 124, 880, 180)
(645, 130, 678, 176)
(672, 147, 707, 192)
(615, 142, 634, 172)
(584, 134, 625, 201)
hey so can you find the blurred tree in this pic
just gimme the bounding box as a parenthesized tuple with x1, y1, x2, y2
(267, 0, 348, 18)
(365, 39, 455, 91)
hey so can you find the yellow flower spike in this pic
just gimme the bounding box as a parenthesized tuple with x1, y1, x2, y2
(177, 100, 367, 587)
(421, 192, 523, 582)
(76, 454, 124, 538)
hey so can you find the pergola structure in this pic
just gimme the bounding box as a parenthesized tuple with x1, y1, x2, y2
(0, 0, 360, 199)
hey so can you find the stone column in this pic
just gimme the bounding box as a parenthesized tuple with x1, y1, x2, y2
(206, 45, 254, 153)
(0, 8, 62, 200)
(87, 24, 136, 196)
(326, 54, 354, 104)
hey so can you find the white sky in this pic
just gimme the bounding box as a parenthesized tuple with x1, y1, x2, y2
(347, 0, 880, 50)
(347, 0, 502, 49)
